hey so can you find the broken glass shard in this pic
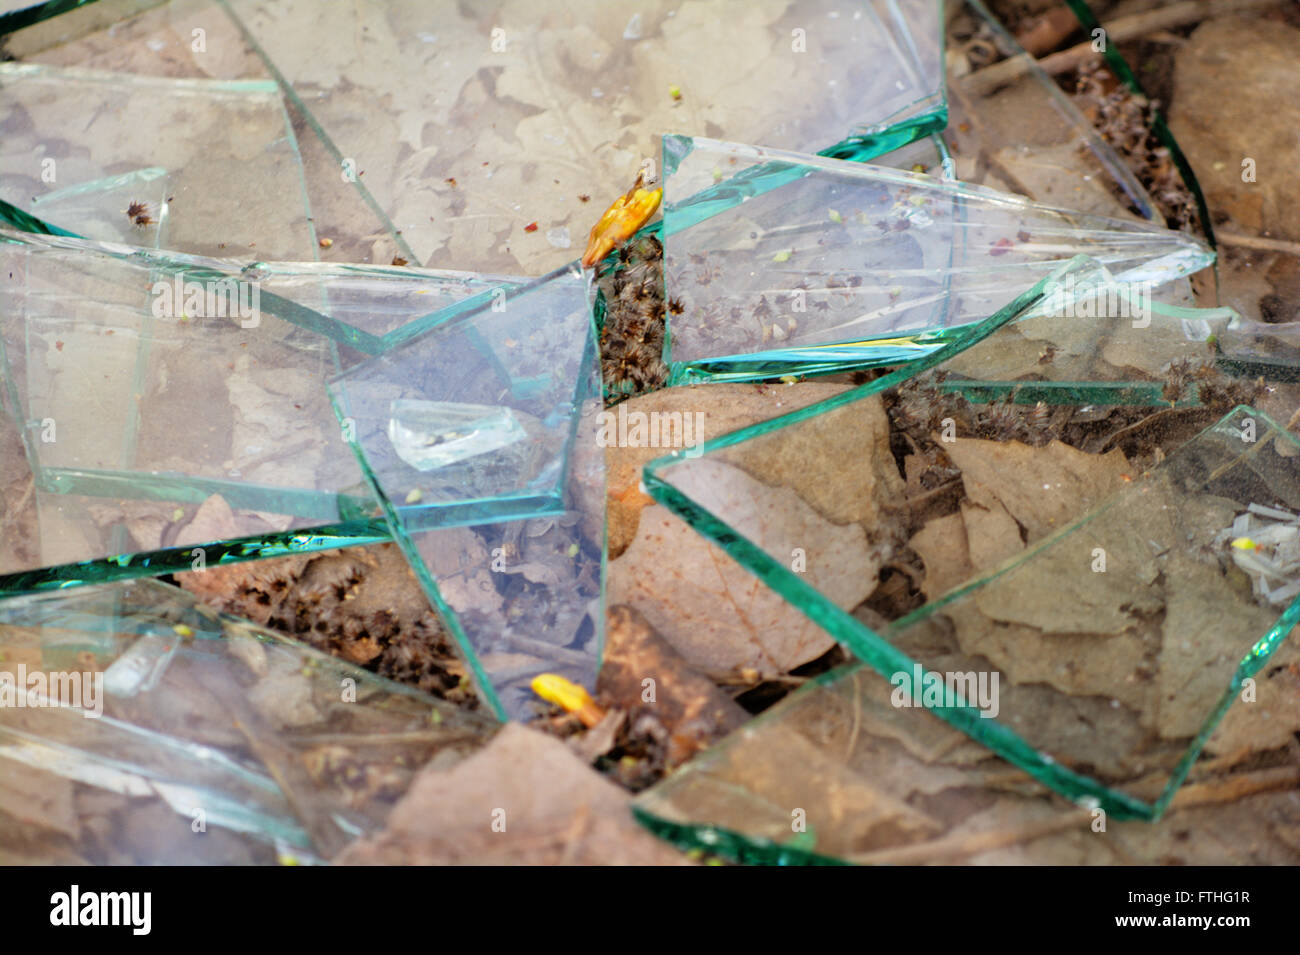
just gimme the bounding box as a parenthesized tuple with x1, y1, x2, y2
(633, 629, 1296, 864)
(0, 61, 316, 259)
(660, 135, 1215, 383)
(14, 0, 947, 268)
(0, 228, 519, 593)
(210, 0, 944, 273)
(10, 0, 415, 264)
(388, 400, 532, 474)
(941, 0, 1207, 315)
(0, 578, 495, 863)
(100, 627, 178, 697)
(328, 265, 605, 721)
(26, 167, 169, 247)
(946, 0, 1157, 220)
(638, 259, 1294, 818)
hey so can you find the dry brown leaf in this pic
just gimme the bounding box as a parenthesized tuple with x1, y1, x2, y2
(909, 512, 974, 602)
(175, 494, 240, 549)
(610, 457, 880, 672)
(604, 382, 853, 556)
(960, 498, 1024, 572)
(722, 392, 906, 530)
(946, 437, 1132, 541)
(337, 723, 689, 865)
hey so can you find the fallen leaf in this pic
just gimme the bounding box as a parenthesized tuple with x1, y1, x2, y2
(945, 438, 1131, 541)
(604, 382, 854, 556)
(610, 458, 879, 672)
(598, 604, 749, 765)
(337, 723, 690, 865)
(909, 512, 973, 602)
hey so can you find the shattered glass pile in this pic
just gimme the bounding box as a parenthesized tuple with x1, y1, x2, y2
(0, 0, 1296, 865)
(640, 257, 1298, 827)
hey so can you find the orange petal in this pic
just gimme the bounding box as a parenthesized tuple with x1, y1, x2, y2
(581, 187, 662, 268)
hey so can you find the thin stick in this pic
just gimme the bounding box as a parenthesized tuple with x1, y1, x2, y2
(1218, 231, 1300, 257)
(961, 0, 1284, 95)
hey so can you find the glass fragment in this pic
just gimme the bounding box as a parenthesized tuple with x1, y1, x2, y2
(0, 578, 496, 863)
(328, 265, 606, 720)
(661, 136, 1213, 382)
(640, 257, 1292, 817)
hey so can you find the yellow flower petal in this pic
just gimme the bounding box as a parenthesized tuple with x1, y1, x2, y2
(531, 673, 606, 727)
(581, 181, 663, 268)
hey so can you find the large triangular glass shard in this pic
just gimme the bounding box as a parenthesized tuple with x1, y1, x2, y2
(328, 265, 606, 721)
(633, 407, 1300, 859)
(0, 61, 316, 259)
(207, 0, 944, 274)
(0, 228, 521, 592)
(637, 258, 1293, 820)
(0, 578, 495, 863)
(635, 570, 1298, 865)
(660, 136, 1214, 383)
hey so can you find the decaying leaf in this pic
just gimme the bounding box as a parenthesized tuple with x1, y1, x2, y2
(598, 604, 750, 766)
(610, 457, 880, 672)
(604, 381, 855, 556)
(337, 723, 690, 865)
(944, 437, 1132, 541)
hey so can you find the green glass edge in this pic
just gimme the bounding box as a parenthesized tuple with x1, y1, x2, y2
(0, 518, 391, 596)
(0, 0, 101, 35)
(631, 805, 851, 866)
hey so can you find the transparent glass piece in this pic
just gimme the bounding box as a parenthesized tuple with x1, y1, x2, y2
(0, 578, 495, 863)
(27, 167, 170, 246)
(946, 0, 1156, 220)
(205, 0, 944, 274)
(328, 266, 606, 721)
(101, 628, 178, 696)
(1059, 0, 1214, 246)
(855, 0, 946, 146)
(0, 61, 315, 259)
(661, 136, 1214, 382)
(15, 0, 947, 267)
(10, 0, 423, 265)
(640, 258, 1293, 819)
(0, 228, 519, 592)
(944, 0, 1206, 313)
(632, 660, 1067, 865)
(388, 400, 532, 474)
